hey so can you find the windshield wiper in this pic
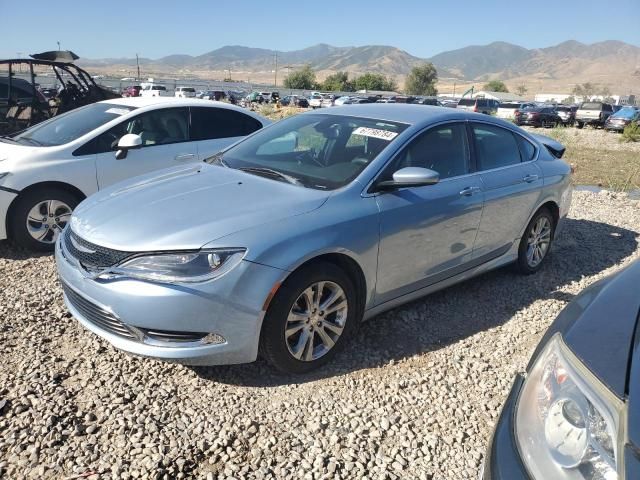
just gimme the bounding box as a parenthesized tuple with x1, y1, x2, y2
(0, 135, 20, 144)
(239, 167, 302, 186)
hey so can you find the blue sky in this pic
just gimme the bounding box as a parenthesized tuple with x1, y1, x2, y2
(2, 0, 639, 59)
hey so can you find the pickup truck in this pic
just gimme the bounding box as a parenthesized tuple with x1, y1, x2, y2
(174, 86, 196, 98)
(140, 84, 171, 97)
(575, 101, 614, 128)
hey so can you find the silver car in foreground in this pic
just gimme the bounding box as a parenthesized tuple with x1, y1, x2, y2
(56, 105, 572, 373)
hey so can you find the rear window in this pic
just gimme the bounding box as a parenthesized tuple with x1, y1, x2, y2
(580, 102, 603, 110)
(458, 99, 475, 106)
(612, 108, 638, 119)
(180, 87, 195, 93)
(499, 102, 522, 109)
(556, 106, 571, 112)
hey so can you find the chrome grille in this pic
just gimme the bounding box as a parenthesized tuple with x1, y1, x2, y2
(62, 282, 136, 340)
(63, 228, 131, 270)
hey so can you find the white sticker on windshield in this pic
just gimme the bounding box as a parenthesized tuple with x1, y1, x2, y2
(105, 107, 131, 116)
(352, 127, 398, 141)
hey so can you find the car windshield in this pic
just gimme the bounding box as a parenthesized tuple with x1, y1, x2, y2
(206, 113, 408, 190)
(580, 102, 603, 110)
(556, 106, 571, 112)
(12, 102, 137, 147)
(499, 102, 522, 108)
(458, 99, 475, 106)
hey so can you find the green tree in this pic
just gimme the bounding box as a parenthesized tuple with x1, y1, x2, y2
(322, 71, 355, 92)
(482, 80, 509, 92)
(563, 95, 576, 104)
(404, 63, 438, 96)
(572, 82, 596, 100)
(353, 73, 397, 92)
(515, 84, 528, 96)
(283, 65, 318, 90)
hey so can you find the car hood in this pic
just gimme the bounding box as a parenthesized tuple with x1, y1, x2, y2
(532, 260, 640, 400)
(70, 164, 331, 251)
(0, 140, 38, 162)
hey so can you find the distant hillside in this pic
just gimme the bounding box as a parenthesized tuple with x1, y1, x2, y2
(78, 40, 640, 92)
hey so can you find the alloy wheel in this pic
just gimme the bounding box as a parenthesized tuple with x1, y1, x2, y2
(526, 216, 552, 268)
(25, 200, 72, 244)
(285, 281, 348, 362)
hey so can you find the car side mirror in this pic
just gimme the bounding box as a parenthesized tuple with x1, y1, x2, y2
(375, 167, 440, 191)
(115, 133, 142, 160)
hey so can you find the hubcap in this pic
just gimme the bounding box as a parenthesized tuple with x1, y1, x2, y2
(526, 216, 551, 267)
(26, 200, 72, 244)
(285, 281, 348, 362)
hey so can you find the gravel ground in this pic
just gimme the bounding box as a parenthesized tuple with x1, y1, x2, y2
(1, 190, 639, 480)
(521, 124, 640, 152)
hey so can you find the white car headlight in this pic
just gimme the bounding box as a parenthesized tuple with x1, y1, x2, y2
(106, 248, 246, 283)
(516, 334, 625, 480)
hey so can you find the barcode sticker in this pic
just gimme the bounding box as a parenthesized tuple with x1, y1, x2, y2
(352, 127, 398, 141)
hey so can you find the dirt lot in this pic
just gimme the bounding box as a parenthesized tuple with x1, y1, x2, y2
(1, 189, 639, 480)
(521, 125, 640, 190)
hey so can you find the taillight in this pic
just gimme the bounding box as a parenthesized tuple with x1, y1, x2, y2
(473, 106, 478, 112)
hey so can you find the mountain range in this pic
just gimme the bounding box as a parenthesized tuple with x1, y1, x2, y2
(79, 40, 640, 92)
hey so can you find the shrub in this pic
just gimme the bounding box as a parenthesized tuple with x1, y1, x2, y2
(621, 121, 640, 143)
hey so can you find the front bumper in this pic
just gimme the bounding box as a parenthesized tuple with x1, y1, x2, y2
(605, 123, 628, 132)
(55, 237, 287, 365)
(0, 188, 18, 241)
(482, 374, 530, 479)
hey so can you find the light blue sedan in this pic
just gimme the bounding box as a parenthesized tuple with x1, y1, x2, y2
(56, 105, 572, 373)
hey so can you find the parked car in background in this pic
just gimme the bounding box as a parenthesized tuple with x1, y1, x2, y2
(333, 96, 352, 106)
(604, 106, 640, 132)
(457, 97, 499, 115)
(612, 104, 625, 113)
(514, 106, 562, 128)
(413, 96, 441, 106)
(554, 105, 577, 126)
(121, 86, 141, 98)
(175, 87, 196, 98)
(575, 101, 614, 128)
(280, 95, 309, 108)
(320, 94, 336, 108)
(440, 99, 459, 108)
(496, 102, 535, 120)
(56, 104, 571, 373)
(140, 84, 170, 97)
(482, 259, 640, 480)
(0, 97, 268, 250)
(202, 90, 226, 101)
(308, 93, 323, 109)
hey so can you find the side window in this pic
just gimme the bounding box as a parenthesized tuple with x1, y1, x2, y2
(515, 135, 536, 162)
(472, 123, 522, 170)
(190, 107, 262, 140)
(90, 107, 190, 154)
(385, 123, 470, 181)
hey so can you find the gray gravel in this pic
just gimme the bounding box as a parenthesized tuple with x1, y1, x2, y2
(1, 190, 639, 480)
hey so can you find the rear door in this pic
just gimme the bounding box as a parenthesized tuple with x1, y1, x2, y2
(190, 106, 264, 160)
(93, 106, 197, 188)
(470, 122, 543, 259)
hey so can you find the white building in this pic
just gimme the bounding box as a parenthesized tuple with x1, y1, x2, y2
(471, 91, 527, 102)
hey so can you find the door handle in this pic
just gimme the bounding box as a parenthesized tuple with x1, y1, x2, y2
(175, 153, 195, 161)
(459, 186, 481, 196)
(522, 174, 539, 183)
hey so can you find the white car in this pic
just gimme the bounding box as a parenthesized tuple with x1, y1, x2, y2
(497, 102, 535, 120)
(140, 85, 170, 97)
(0, 97, 269, 250)
(175, 87, 196, 98)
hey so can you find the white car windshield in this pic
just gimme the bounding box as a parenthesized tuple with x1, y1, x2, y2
(12, 103, 137, 147)
(207, 114, 408, 190)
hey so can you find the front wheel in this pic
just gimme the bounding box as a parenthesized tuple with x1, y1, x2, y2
(260, 262, 358, 373)
(516, 208, 555, 274)
(576, 121, 584, 129)
(9, 187, 80, 252)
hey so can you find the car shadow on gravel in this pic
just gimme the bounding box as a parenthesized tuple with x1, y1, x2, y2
(0, 240, 52, 260)
(121, 219, 640, 385)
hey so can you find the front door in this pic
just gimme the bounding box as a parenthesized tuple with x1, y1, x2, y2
(92, 107, 197, 188)
(374, 122, 484, 304)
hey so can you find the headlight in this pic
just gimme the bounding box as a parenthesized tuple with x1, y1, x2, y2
(106, 248, 246, 283)
(516, 334, 625, 479)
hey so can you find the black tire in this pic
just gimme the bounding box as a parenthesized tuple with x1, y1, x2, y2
(260, 261, 359, 374)
(576, 121, 584, 129)
(515, 208, 555, 275)
(9, 187, 80, 252)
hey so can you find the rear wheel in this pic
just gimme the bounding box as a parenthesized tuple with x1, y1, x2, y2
(9, 187, 80, 252)
(516, 208, 555, 274)
(260, 262, 358, 373)
(576, 121, 584, 129)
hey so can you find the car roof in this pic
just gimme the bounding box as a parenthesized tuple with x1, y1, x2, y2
(307, 103, 502, 127)
(98, 96, 247, 111)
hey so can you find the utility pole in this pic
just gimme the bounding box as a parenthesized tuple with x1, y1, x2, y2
(57, 41, 61, 51)
(453, 82, 456, 98)
(274, 52, 278, 87)
(136, 53, 140, 81)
